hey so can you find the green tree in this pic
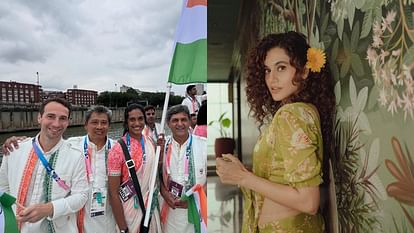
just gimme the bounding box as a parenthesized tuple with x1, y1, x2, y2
(97, 90, 184, 108)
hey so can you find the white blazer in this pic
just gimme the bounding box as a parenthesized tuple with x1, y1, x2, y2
(0, 135, 88, 233)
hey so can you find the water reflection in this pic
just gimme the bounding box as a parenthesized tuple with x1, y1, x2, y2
(208, 176, 242, 233)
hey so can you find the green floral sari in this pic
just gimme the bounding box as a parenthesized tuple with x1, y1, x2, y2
(242, 103, 325, 233)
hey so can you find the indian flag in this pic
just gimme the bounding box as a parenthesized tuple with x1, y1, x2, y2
(0, 191, 18, 233)
(168, 0, 207, 84)
(184, 184, 207, 233)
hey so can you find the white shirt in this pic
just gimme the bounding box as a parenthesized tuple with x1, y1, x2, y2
(181, 96, 203, 115)
(0, 135, 88, 233)
(67, 136, 117, 233)
(162, 135, 207, 233)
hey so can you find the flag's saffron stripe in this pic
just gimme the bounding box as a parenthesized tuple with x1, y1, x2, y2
(168, 39, 206, 84)
(187, 0, 207, 8)
(185, 184, 207, 233)
(175, 2, 206, 44)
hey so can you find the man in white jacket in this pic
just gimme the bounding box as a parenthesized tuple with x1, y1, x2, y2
(2, 105, 118, 233)
(0, 97, 88, 233)
(159, 105, 207, 233)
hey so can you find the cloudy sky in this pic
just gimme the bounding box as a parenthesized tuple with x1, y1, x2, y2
(0, 0, 189, 95)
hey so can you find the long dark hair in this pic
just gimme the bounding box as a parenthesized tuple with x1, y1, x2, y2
(122, 103, 146, 136)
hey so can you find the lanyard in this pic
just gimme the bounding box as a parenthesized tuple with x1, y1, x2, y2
(188, 96, 200, 113)
(165, 135, 192, 182)
(32, 138, 70, 191)
(126, 133, 146, 164)
(105, 139, 112, 174)
(83, 136, 112, 183)
(188, 96, 197, 113)
(83, 137, 92, 181)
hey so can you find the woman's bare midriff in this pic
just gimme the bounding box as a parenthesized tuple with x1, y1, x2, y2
(258, 197, 301, 227)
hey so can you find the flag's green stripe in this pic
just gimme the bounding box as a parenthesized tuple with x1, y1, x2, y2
(168, 39, 207, 84)
(0, 193, 16, 207)
(0, 193, 18, 233)
(186, 195, 201, 233)
(4, 207, 18, 233)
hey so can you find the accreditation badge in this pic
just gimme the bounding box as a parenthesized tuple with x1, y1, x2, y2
(90, 188, 107, 217)
(168, 180, 184, 198)
(119, 179, 137, 203)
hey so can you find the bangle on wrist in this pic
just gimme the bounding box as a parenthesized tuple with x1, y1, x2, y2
(120, 228, 129, 233)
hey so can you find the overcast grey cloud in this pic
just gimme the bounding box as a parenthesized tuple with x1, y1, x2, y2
(0, 0, 189, 95)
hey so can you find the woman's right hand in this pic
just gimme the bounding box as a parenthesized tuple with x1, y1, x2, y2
(216, 154, 249, 186)
(2, 136, 27, 155)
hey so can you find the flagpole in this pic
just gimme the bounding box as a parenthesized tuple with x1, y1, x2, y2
(143, 82, 171, 227)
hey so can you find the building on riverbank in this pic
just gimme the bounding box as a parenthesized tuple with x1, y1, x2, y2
(1, 81, 97, 107)
(0, 81, 42, 104)
(66, 88, 97, 106)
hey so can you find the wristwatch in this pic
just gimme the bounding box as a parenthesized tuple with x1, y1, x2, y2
(120, 229, 129, 233)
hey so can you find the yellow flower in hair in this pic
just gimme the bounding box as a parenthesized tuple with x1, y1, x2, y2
(306, 47, 326, 73)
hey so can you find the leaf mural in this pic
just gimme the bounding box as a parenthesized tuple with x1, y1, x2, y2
(367, 85, 380, 110)
(392, 214, 413, 233)
(338, 20, 367, 78)
(361, 8, 373, 39)
(334, 79, 381, 233)
(360, 0, 384, 38)
(264, 1, 296, 37)
(385, 137, 414, 230)
(343, 77, 372, 135)
(366, 1, 414, 121)
(331, 38, 341, 81)
(335, 80, 342, 104)
(358, 139, 387, 205)
(349, 76, 358, 106)
(329, 0, 350, 39)
(334, 112, 380, 233)
(403, 0, 414, 6)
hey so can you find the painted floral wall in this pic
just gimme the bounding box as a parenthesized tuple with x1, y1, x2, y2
(252, 0, 414, 232)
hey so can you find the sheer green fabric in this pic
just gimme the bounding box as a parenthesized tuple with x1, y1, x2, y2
(258, 212, 325, 233)
(242, 103, 325, 233)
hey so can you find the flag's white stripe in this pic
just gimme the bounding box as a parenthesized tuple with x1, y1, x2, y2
(185, 184, 196, 196)
(0, 205, 5, 233)
(175, 4, 206, 44)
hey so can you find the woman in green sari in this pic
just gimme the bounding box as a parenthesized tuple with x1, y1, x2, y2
(216, 31, 335, 233)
